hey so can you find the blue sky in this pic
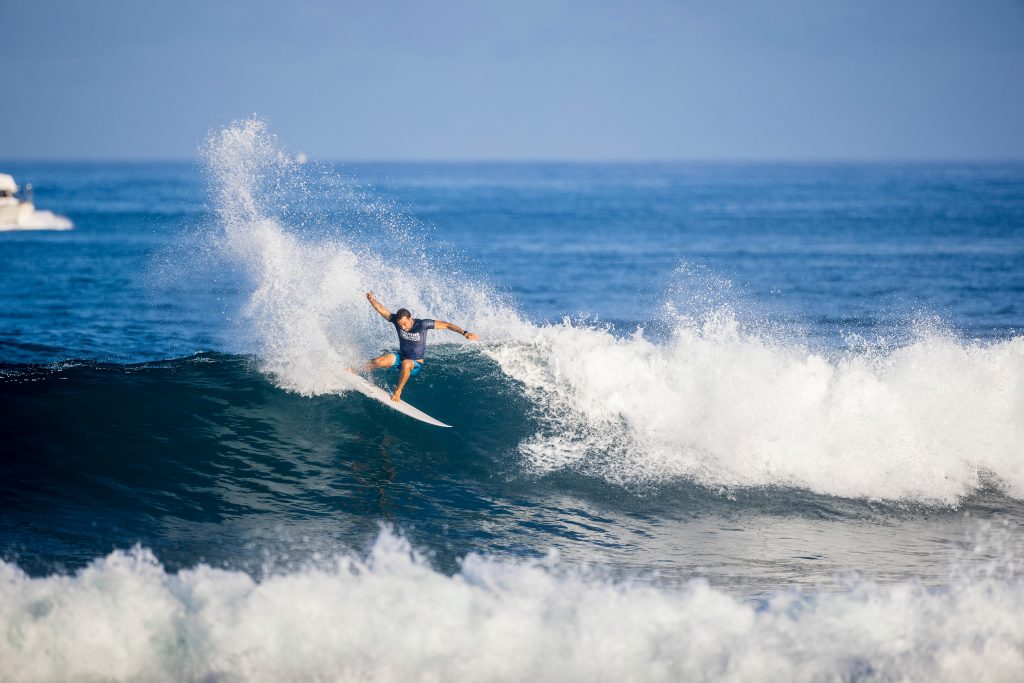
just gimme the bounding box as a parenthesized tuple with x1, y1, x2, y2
(2, 0, 1022, 160)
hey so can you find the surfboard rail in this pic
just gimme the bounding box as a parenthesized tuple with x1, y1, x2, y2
(345, 374, 452, 428)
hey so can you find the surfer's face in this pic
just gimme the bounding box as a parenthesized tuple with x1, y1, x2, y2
(397, 316, 414, 331)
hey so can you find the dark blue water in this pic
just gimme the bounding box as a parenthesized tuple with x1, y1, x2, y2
(2, 123, 1023, 680)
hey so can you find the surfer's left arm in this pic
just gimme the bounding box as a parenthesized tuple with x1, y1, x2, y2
(434, 320, 479, 341)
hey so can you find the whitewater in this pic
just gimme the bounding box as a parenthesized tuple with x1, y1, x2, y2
(3, 527, 1024, 683)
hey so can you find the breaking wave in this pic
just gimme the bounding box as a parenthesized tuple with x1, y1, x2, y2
(194, 118, 1024, 505)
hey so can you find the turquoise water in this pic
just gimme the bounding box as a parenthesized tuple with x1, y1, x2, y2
(2, 122, 1023, 680)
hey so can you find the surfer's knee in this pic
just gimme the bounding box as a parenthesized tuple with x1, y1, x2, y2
(400, 359, 415, 370)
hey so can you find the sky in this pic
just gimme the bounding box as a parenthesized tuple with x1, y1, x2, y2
(1, 0, 1022, 161)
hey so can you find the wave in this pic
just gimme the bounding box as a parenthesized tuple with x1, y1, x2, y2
(182, 119, 1024, 506)
(2, 528, 1023, 683)
(3, 330, 1023, 511)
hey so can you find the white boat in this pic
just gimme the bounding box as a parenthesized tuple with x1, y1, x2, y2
(0, 173, 73, 231)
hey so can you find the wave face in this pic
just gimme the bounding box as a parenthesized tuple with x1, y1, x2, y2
(2, 529, 1023, 683)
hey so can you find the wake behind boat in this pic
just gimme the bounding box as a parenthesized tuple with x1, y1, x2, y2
(0, 173, 72, 231)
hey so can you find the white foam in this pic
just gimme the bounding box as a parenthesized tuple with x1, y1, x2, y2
(487, 313, 1024, 504)
(2, 529, 1023, 682)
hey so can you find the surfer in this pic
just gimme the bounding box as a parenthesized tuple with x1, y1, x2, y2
(364, 291, 480, 402)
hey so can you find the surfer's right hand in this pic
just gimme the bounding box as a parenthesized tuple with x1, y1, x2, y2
(366, 291, 375, 301)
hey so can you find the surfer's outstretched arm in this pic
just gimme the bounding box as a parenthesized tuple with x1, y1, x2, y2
(434, 320, 480, 341)
(366, 292, 392, 320)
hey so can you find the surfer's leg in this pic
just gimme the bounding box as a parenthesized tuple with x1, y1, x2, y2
(364, 353, 398, 373)
(391, 359, 417, 402)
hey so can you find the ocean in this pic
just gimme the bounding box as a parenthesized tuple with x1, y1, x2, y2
(2, 119, 1023, 681)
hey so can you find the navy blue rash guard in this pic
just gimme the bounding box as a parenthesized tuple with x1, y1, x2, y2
(389, 314, 435, 360)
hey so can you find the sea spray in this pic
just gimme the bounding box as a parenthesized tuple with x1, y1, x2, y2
(201, 118, 521, 395)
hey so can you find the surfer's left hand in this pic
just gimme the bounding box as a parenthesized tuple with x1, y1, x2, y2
(464, 332, 480, 341)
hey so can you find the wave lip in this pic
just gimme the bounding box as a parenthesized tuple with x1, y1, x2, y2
(2, 529, 1024, 682)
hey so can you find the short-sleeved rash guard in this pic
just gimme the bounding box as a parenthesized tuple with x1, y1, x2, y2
(389, 315, 435, 360)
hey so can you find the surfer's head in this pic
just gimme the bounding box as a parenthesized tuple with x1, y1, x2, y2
(395, 308, 414, 331)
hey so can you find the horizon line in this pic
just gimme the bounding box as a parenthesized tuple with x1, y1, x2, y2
(3, 156, 1024, 165)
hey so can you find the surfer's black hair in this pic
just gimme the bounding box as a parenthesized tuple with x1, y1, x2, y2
(395, 308, 412, 320)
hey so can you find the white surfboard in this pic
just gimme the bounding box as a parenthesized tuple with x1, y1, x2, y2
(345, 374, 452, 428)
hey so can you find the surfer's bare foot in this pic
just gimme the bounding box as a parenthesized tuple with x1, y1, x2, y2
(390, 391, 402, 402)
